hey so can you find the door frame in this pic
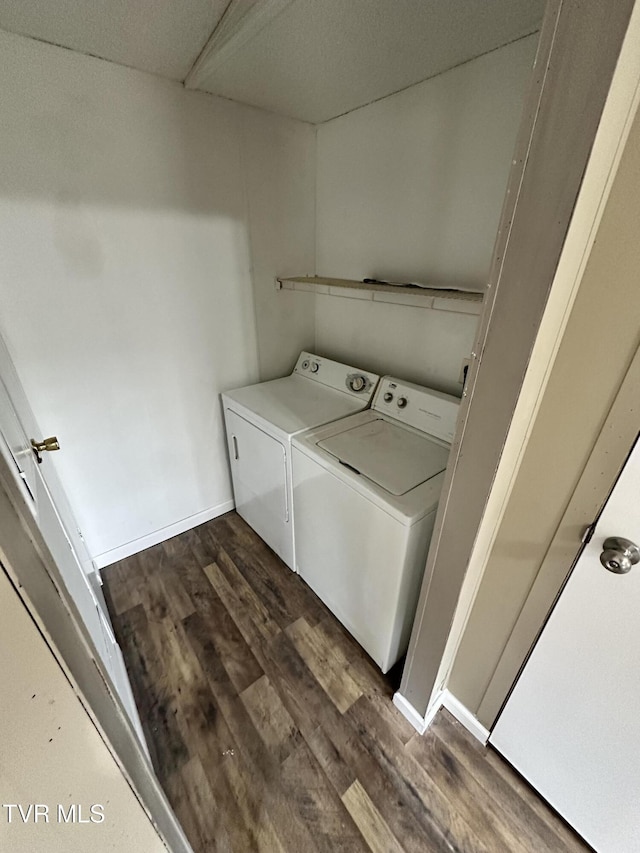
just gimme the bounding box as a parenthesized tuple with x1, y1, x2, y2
(480, 343, 640, 724)
(0, 449, 193, 853)
(441, 4, 640, 728)
(399, 0, 640, 720)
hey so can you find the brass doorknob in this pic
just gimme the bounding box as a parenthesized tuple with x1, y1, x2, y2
(31, 436, 60, 464)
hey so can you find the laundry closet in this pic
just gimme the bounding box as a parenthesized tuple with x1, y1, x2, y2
(0, 2, 540, 642)
(9, 0, 622, 850)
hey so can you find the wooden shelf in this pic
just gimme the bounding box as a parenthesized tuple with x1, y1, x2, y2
(276, 276, 483, 315)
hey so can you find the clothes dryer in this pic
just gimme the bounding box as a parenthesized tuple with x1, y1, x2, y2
(222, 352, 379, 570)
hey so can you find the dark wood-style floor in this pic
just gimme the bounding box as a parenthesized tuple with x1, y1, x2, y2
(103, 512, 588, 853)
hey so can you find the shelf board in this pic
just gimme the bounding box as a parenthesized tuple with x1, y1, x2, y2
(276, 276, 483, 315)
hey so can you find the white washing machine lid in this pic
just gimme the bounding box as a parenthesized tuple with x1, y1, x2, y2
(317, 418, 450, 496)
(223, 374, 368, 437)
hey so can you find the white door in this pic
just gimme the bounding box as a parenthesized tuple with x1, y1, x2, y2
(491, 434, 640, 852)
(0, 336, 96, 578)
(0, 375, 111, 668)
(0, 373, 147, 747)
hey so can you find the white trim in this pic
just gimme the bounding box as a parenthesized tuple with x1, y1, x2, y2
(392, 691, 428, 735)
(422, 689, 446, 730)
(393, 688, 489, 744)
(440, 689, 490, 744)
(431, 0, 640, 714)
(92, 500, 234, 568)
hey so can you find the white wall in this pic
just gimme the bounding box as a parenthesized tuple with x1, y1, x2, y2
(0, 28, 535, 561)
(238, 107, 316, 381)
(315, 35, 537, 393)
(315, 295, 478, 394)
(0, 31, 315, 564)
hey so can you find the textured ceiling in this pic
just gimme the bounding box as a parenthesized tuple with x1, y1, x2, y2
(0, 0, 545, 123)
(0, 0, 232, 80)
(189, 0, 545, 122)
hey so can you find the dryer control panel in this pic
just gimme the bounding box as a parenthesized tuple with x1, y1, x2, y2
(373, 377, 460, 443)
(293, 351, 379, 400)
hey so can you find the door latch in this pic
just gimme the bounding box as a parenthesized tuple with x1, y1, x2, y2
(31, 436, 60, 464)
(581, 521, 596, 545)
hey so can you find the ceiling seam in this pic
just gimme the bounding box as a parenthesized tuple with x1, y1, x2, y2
(0, 18, 542, 126)
(181, 0, 236, 85)
(315, 28, 541, 127)
(0, 25, 183, 86)
(0, 24, 315, 126)
(183, 0, 298, 89)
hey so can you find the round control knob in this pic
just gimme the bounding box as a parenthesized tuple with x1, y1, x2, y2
(310, 362, 320, 373)
(301, 359, 310, 370)
(397, 396, 408, 409)
(349, 375, 366, 392)
(383, 392, 394, 403)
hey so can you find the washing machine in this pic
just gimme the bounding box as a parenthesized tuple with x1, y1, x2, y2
(291, 376, 460, 672)
(222, 352, 379, 571)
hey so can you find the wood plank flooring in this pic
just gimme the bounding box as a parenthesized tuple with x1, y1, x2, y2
(103, 512, 589, 853)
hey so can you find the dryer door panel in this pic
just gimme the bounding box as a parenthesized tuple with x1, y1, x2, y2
(224, 408, 291, 566)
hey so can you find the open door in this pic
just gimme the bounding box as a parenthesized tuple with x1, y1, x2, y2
(0, 359, 144, 744)
(491, 434, 640, 852)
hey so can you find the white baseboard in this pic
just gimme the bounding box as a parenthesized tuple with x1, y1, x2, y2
(392, 691, 428, 735)
(440, 690, 490, 744)
(92, 500, 234, 568)
(393, 688, 489, 745)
